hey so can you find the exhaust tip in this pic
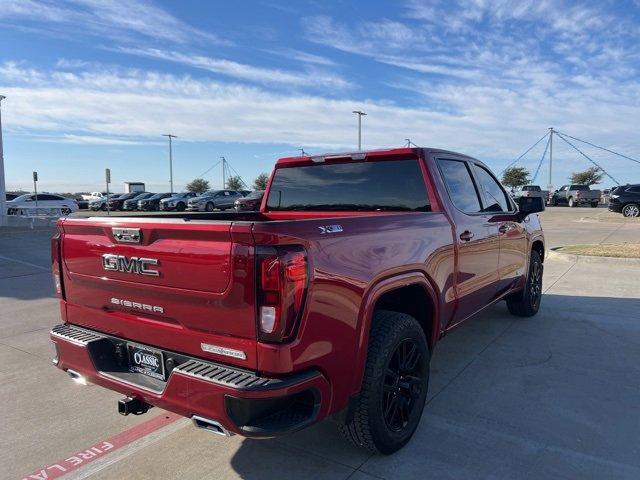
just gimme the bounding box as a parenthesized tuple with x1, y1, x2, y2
(192, 415, 231, 437)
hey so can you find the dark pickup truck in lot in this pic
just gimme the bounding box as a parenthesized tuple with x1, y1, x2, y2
(50, 147, 545, 454)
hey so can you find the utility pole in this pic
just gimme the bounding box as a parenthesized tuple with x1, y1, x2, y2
(32, 171, 38, 209)
(0, 95, 6, 227)
(352, 110, 367, 151)
(548, 127, 554, 195)
(298, 148, 307, 156)
(105, 168, 111, 216)
(220, 156, 226, 189)
(162, 134, 177, 194)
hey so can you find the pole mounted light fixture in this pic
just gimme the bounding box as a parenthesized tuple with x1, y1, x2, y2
(162, 134, 177, 194)
(352, 110, 367, 151)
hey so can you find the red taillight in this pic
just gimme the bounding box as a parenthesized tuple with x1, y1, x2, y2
(576, 191, 581, 197)
(51, 231, 64, 298)
(257, 246, 308, 343)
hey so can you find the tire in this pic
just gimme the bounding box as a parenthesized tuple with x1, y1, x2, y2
(590, 202, 599, 208)
(205, 202, 214, 212)
(506, 250, 543, 317)
(622, 203, 640, 217)
(568, 197, 576, 207)
(552, 197, 558, 206)
(100, 203, 107, 211)
(61, 207, 71, 215)
(176, 202, 185, 211)
(338, 310, 430, 454)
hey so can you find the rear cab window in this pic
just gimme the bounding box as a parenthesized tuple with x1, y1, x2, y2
(265, 159, 430, 212)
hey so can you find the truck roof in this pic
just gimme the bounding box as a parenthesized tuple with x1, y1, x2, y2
(275, 147, 475, 166)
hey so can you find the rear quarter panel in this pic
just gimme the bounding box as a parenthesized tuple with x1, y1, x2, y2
(253, 212, 455, 411)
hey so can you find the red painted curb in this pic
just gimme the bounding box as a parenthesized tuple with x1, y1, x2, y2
(21, 412, 181, 480)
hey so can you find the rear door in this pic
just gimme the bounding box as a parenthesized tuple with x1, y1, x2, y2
(470, 163, 528, 295)
(59, 218, 258, 368)
(436, 158, 501, 326)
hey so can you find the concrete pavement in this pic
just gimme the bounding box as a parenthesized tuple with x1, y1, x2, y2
(2, 208, 640, 479)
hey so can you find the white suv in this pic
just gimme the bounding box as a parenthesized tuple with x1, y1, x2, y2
(7, 194, 79, 216)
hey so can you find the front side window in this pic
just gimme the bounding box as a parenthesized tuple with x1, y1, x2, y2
(266, 159, 430, 212)
(437, 159, 481, 213)
(472, 164, 511, 212)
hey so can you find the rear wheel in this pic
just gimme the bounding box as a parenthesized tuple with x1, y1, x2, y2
(622, 203, 640, 217)
(506, 250, 543, 317)
(590, 202, 599, 208)
(338, 310, 429, 454)
(205, 202, 214, 212)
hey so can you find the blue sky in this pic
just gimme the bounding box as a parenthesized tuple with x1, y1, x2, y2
(1, 0, 639, 193)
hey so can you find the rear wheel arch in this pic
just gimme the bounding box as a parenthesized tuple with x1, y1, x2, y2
(351, 274, 439, 397)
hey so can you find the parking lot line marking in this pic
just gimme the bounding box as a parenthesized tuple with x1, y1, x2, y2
(0, 253, 50, 271)
(20, 412, 182, 480)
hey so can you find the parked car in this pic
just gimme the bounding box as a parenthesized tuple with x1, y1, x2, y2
(234, 190, 264, 211)
(608, 184, 640, 217)
(89, 194, 120, 211)
(186, 190, 242, 211)
(159, 192, 198, 211)
(50, 147, 545, 454)
(138, 193, 173, 211)
(511, 185, 549, 203)
(122, 192, 154, 211)
(106, 192, 142, 211)
(550, 184, 600, 207)
(7, 193, 78, 215)
(81, 192, 108, 201)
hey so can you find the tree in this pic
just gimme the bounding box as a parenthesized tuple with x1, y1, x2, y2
(253, 173, 269, 190)
(185, 178, 210, 194)
(569, 167, 603, 186)
(226, 176, 244, 191)
(501, 166, 530, 190)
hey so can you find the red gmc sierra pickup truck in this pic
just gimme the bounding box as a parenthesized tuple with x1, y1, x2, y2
(50, 147, 545, 454)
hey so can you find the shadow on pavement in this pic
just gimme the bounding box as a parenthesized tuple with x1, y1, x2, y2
(230, 294, 640, 480)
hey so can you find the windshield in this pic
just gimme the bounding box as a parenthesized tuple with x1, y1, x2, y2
(11, 194, 32, 202)
(572, 185, 590, 190)
(245, 191, 264, 199)
(149, 193, 171, 200)
(266, 159, 430, 212)
(132, 193, 153, 200)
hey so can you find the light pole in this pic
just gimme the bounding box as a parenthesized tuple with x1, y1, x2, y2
(162, 134, 177, 194)
(352, 110, 367, 151)
(0, 95, 7, 227)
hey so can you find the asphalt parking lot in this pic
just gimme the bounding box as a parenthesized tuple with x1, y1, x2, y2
(2, 207, 640, 480)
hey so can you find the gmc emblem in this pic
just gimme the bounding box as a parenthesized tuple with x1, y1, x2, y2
(102, 254, 159, 276)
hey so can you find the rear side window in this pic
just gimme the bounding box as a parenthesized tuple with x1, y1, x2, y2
(266, 159, 430, 212)
(627, 186, 640, 193)
(571, 185, 589, 190)
(471, 164, 512, 212)
(437, 159, 481, 213)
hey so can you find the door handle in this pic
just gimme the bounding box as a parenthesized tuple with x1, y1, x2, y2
(459, 230, 474, 242)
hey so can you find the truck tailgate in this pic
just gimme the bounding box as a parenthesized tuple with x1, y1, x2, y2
(59, 217, 258, 368)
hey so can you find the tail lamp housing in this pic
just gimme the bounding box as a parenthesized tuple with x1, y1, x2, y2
(51, 231, 65, 298)
(256, 245, 308, 343)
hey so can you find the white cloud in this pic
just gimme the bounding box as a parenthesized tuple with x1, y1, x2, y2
(0, 0, 226, 45)
(115, 47, 352, 89)
(2, 62, 639, 169)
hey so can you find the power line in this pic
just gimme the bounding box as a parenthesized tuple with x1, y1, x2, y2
(501, 131, 550, 173)
(555, 132, 620, 185)
(531, 133, 551, 183)
(196, 159, 222, 179)
(555, 131, 640, 165)
(225, 160, 249, 188)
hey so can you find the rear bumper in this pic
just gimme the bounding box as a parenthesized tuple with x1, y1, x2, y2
(51, 324, 330, 437)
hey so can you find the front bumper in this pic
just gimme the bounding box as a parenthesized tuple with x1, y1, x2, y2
(186, 204, 205, 211)
(608, 202, 623, 213)
(51, 324, 329, 437)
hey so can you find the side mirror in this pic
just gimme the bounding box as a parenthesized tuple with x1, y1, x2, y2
(517, 196, 545, 220)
